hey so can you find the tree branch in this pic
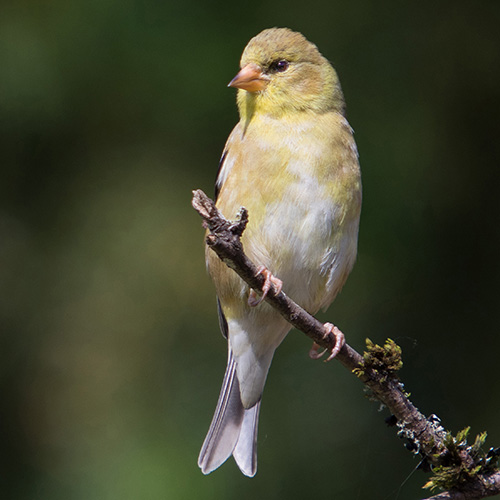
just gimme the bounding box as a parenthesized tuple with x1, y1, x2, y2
(425, 471, 500, 499)
(192, 189, 499, 499)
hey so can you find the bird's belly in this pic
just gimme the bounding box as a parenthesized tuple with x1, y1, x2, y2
(243, 178, 355, 314)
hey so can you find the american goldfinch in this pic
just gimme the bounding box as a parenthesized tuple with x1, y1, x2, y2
(198, 27, 362, 477)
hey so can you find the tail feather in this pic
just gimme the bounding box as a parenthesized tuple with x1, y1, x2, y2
(233, 399, 260, 477)
(198, 349, 260, 476)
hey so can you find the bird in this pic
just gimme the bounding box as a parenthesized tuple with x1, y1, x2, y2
(198, 27, 362, 477)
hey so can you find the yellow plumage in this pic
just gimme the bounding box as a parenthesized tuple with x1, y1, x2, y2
(199, 27, 362, 477)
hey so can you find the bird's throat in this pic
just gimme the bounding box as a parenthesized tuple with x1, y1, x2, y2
(237, 91, 258, 134)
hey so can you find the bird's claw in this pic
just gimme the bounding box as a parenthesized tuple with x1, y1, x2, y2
(309, 342, 328, 359)
(308, 323, 345, 361)
(248, 266, 283, 307)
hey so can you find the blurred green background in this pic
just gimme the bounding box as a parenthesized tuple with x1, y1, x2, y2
(1, 1, 499, 498)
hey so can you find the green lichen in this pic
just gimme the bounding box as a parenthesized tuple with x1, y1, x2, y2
(423, 427, 499, 492)
(353, 338, 403, 382)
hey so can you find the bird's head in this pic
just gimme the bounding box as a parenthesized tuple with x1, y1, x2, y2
(229, 28, 345, 121)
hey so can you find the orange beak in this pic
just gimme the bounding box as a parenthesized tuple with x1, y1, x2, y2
(228, 64, 269, 92)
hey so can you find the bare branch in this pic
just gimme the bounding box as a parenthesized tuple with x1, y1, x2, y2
(192, 189, 500, 499)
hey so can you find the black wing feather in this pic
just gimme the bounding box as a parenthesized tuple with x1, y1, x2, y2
(214, 150, 228, 201)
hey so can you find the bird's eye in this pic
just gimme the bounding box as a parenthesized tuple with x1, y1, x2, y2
(271, 60, 289, 73)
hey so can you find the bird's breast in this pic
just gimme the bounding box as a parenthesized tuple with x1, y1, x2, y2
(211, 112, 361, 313)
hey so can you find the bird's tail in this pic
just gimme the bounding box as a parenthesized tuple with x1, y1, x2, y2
(198, 349, 260, 477)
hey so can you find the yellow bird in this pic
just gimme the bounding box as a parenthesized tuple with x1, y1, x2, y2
(198, 27, 362, 476)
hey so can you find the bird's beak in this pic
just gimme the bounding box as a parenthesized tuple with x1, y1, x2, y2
(228, 64, 269, 92)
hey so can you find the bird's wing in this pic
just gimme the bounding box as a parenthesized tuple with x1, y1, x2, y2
(214, 149, 228, 201)
(217, 298, 229, 339)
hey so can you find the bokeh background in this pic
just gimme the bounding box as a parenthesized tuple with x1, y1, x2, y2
(1, 1, 499, 499)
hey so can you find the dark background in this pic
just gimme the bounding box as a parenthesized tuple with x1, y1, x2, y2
(1, 1, 499, 498)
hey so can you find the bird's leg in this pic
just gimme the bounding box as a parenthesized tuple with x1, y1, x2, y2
(308, 323, 345, 361)
(248, 266, 283, 307)
(324, 323, 345, 361)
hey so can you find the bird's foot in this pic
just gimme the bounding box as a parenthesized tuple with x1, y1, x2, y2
(248, 266, 283, 307)
(308, 323, 345, 361)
